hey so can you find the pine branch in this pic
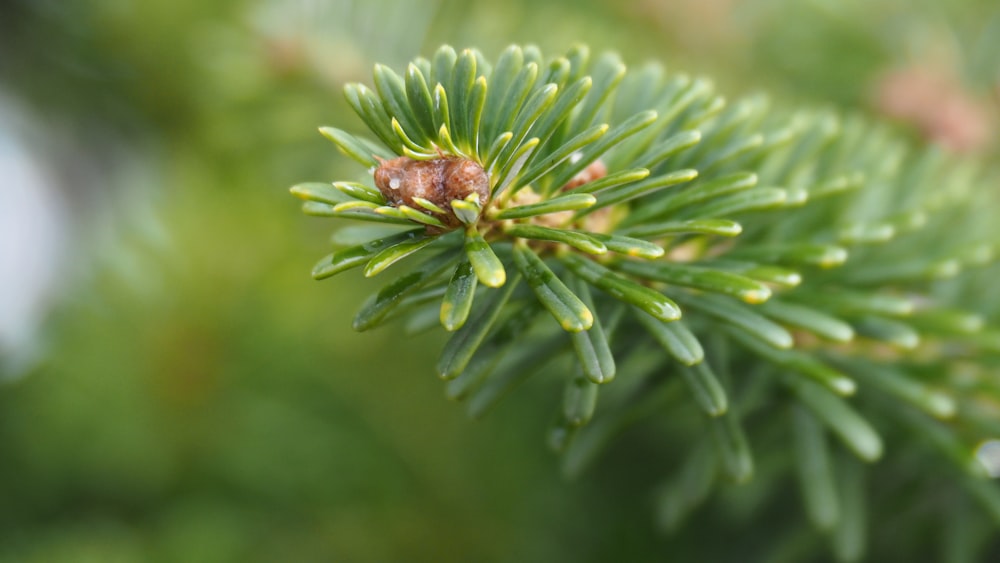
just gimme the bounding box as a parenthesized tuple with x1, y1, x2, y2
(291, 44, 1000, 560)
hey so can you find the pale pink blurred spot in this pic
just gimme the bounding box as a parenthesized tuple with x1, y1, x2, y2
(874, 66, 995, 153)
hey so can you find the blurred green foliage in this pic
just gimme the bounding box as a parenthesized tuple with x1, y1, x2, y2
(1, 0, 998, 560)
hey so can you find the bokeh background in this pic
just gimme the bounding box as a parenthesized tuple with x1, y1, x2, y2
(1, 0, 998, 560)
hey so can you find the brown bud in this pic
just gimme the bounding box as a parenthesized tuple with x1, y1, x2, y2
(374, 156, 490, 228)
(561, 159, 614, 233)
(560, 159, 608, 191)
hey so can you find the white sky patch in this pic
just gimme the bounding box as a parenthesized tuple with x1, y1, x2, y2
(0, 106, 67, 374)
(975, 440, 1000, 478)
